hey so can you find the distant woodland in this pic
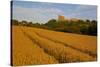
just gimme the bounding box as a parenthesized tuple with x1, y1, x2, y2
(12, 19, 97, 36)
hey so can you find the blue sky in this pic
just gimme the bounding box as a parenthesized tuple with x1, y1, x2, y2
(12, 1, 97, 23)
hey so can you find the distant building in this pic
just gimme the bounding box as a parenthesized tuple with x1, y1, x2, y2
(58, 15, 79, 22)
(70, 18, 79, 22)
(58, 15, 65, 21)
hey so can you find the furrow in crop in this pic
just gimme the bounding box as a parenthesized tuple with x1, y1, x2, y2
(34, 31, 96, 58)
(21, 28, 59, 63)
(22, 27, 96, 63)
(12, 26, 58, 66)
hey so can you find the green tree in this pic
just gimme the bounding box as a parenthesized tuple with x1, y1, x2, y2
(12, 19, 19, 25)
(45, 19, 57, 28)
(88, 20, 97, 35)
(21, 20, 27, 26)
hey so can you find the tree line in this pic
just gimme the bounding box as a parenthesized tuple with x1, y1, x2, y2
(12, 19, 97, 36)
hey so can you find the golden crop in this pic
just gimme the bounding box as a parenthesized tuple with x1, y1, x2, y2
(12, 26, 58, 66)
(12, 26, 97, 66)
(27, 27, 97, 57)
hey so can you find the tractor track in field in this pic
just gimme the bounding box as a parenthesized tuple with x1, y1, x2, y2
(21, 28, 75, 63)
(20, 27, 96, 63)
(20, 28, 59, 63)
(33, 31, 96, 58)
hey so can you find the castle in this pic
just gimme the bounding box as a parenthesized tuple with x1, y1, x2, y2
(58, 15, 65, 21)
(58, 15, 79, 22)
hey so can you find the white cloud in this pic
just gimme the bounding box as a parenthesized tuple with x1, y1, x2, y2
(64, 5, 97, 20)
(13, 6, 64, 23)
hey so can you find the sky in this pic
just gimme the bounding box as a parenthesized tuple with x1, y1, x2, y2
(12, 1, 97, 23)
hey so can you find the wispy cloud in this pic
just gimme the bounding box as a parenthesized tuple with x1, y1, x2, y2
(64, 5, 97, 20)
(13, 5, 64, 23)
(12, 1, 97, 23)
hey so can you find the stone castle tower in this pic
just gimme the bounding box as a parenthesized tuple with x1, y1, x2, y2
(58, 15, 79, 22)
(58, 15, 65, 21)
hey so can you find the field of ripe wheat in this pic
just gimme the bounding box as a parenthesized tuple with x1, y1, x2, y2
(25, 27, 97, 57)
(12, 26, 97, 66)
(12, 26, 58, 66)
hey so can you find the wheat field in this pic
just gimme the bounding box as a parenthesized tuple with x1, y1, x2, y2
(12, 26, 97, 66)
(12, 26, 58, 66)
